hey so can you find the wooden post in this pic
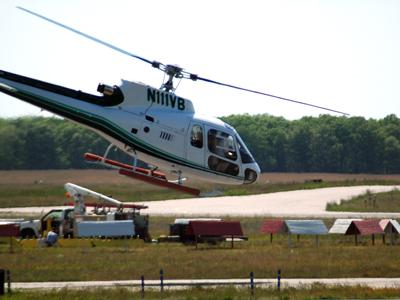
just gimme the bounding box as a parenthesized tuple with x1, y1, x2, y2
(270, 233, 273, 243)
(6, 270, 10, 295)
(160, 269, 164, 294)
(9, 237, 13, 254)
(231, 235, 234, 249)
(0, 269, 4, 295)
(297, 234, 300, 242)
(316, 235, 319, 248)
(140, 275, 145, 299)
(277, 269, 281, 291)
(250, 271, 254, 296)
(123, 236, 128, 253)
(372, 234, 375, 246)
(288, 234, 291, 248)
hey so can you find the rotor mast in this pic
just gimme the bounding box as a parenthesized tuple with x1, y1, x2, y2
(160, 64, 184, 92)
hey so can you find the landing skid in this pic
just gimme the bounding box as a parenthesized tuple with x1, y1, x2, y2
(84, 153, 200, 196)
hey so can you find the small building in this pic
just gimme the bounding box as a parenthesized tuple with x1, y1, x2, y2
(0, 222, 20, 253)
(0, 222, 20, 237)
(379, 219, 400, 245)
(188, 220, 244, 248)
(260, 219, 285, 242)
(261, 219, 328, 247)
(379, 219, 400, 233)
(169, 218, 222, 242)
(284, 220, 328, 235)
(285, 220, 328, 248)
(345, 220, 384, 245)
(329, 219, 362, 234)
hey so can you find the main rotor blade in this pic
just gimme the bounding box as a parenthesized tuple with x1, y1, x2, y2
(17, 6, 155, 66)
(16, 7, 348, 116)
(195, 75, 349, 116)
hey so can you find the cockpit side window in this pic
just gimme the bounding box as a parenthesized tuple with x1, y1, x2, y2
(236, 134, 255, 164)
(207, 129, 237, 161)
(190, 125, 203, 148)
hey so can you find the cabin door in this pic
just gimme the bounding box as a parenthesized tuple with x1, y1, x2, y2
(186, 122, 205, 167)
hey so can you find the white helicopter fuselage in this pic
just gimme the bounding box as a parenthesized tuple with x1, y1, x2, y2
(2, 6, 346, 189)
(0, 70, 260, 185)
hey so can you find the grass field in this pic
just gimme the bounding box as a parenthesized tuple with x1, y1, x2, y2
(1, 170, 399, 208)
(5, 285, 400, 300)
(1, 170, 400, 298)
(0, 216, 400, 282)
(327, 188, 400, 212)
(2, 238, 400, 282)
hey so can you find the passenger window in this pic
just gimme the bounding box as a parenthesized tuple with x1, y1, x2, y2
(190, 125, 203, 148)
(208, 155, 239, 176)
(207, 129, 237, 161)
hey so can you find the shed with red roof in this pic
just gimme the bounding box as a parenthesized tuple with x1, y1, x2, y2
(0, 222, 20, 253)
(260, 219, 285, 243)
(261, 219, 285, 234)
(188, 220, 244, 248)
(345, 220, 384, 245)
(0, 222, 20, 237)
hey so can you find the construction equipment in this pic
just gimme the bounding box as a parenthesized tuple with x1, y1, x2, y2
(19, 183, 150, 240)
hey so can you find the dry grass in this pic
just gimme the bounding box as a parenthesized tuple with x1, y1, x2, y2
(1, 239, 400, 282)
(0, 170, 399, 208)
(1, 215, 400, 283)
(1, 170, 400, 186)
(327, 189, 400, 212)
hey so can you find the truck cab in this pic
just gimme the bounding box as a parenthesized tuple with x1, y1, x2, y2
(20, 208, 74, 238)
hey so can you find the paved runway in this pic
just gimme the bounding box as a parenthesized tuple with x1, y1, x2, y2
(1, 185, 400, 218)
(140, 185, 400, 218)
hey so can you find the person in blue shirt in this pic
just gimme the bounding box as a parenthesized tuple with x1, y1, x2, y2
(46, 227, 58, 247)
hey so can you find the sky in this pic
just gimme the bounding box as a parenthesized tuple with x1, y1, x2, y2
(0, 0, 399, 120)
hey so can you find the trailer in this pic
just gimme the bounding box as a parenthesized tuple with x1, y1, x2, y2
(160, 218, 246, 247)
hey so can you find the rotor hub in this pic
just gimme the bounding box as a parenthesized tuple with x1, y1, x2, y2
(165, 64, 183, 78)
(161, 64, 184, 92)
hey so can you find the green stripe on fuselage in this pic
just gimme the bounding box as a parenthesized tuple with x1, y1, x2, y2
(7, 86, 244, 181)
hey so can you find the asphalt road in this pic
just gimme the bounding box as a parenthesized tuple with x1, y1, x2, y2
(1, 185, 400, 218)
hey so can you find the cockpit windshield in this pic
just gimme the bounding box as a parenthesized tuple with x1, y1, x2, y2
(235, 134, 255, 164)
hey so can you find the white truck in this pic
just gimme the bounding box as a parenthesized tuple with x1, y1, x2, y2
(19, 183, 150, 240)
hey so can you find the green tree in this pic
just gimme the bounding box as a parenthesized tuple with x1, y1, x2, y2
(383, 136, 400, 173)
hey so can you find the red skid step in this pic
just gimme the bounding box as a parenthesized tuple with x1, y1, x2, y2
(84, 153, 200, 197)
(84, 153, 166, 180)
(118, 169, 200, 196)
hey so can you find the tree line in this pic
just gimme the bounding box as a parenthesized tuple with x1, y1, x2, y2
(0, 114, 399, 173)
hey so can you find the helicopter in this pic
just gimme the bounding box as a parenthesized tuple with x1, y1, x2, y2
(0, 7, 348, 196)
